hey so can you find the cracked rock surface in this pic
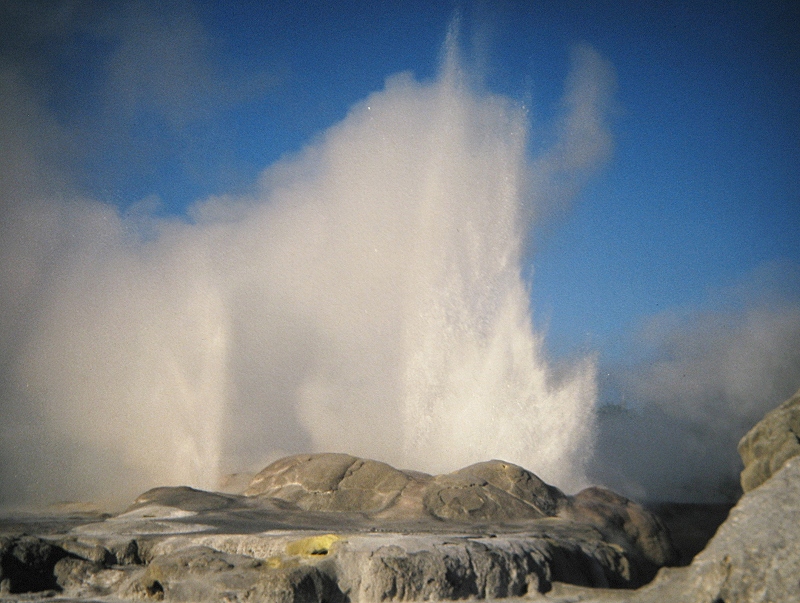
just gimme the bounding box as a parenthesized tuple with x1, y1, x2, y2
(5, 389, 800, 602)
(0, 458, 675, 602)
(244, 455, 674, 571)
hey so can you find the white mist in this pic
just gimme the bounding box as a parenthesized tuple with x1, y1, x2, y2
(0, 37, 614, 505)
(272, 49, 599, 489)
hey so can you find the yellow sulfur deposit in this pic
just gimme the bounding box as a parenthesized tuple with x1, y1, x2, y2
(285, 534, 341, 557)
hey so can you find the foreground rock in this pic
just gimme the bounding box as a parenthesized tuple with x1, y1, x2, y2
(245, 454, 674, 572)
(511, 386, 800, 603)
(738, 386, 800, 493)
(0, 535, 67, 594)
(613, 387, 800, 603)
(0, 457, 675, 602)
(244, 455, 568, 522)
(618, 454, 800, 603)
(6, 386, 800, 603)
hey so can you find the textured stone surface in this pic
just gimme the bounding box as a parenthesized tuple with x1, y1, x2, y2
(623, 454, 800, 603)
(421, 463, 565, 522)
(642, 502, 733, 567)
(509, 388, 800, 603)
(245, 453, 414, 515)
(0, 535, 67, 594)
(243, 453, 675, 579)
(0, 525, 660, 602)
(130, 486, 246, 513)
(124, 544, 342, 603)
(452, 461, 568, 517)
(6, 385, 800, 603)
(0, 455, 679, 602)
(738, 386, 800, 492)
(564, 487, 675, 568)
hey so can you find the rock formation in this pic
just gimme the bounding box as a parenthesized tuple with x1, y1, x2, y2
(244, 454, 570, 521)
(0, 535, 67, 594)
(738, 386, 800, 493)
(601, 387, 800, 603)
(242, 453, 675, 573)
(3, 387, 799, 602)
(542, 386, 800, 603)
(622, 454, 800, 603)
(0, 456, 675, 601)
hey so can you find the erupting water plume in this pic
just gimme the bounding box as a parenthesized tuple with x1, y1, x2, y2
(274, 42, 603, 482)
(0, 34, 614, 506)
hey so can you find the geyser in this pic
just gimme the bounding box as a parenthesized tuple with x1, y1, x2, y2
(0, 36, 614, 506)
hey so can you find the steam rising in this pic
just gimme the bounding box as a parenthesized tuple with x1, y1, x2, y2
(3, 7, 796, 509)
(591, 270, 800, 502)
(0, 31, 614, 506)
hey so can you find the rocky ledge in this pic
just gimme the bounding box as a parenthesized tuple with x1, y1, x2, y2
(2, 387, 798, 603)
(1, 457, 675, 602)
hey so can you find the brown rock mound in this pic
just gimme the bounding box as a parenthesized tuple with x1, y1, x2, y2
(245, 455, 572, 521)
(244, 453, 414, 514)
(243, 452, 676, 576)
(564, 487, 677, 568)
(444, 460, 569, 518)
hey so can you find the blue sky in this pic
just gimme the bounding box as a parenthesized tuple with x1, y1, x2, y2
(1, 1, 799, 503)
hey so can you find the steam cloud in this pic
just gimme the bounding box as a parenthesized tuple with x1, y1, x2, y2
(591, 265, 800, 502)
(2, 5, 797, 509)
(0, 12, 614, 507)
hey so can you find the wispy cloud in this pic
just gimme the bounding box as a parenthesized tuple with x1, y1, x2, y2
(0, 1, 281, 210)
(591, 263, 800, 502)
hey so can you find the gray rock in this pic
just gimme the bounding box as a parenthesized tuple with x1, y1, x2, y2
(564, 487, 677, 569)
(335, 537, 547, 600)
(623, 454, 800, 603)
(452, 460, 568, 516)
(8, 379, 800, 603)
(242, 453, 675, 579)
(0, 455, 680, 602)
(0, 535, 67, 594)
(129, 486, 247, 513)
(121, 545, 343, 603)
(62, 528, 644, 601)
(55, 538, 114, 566)
(52, 556, 131, 599)
(421, 460, 567, 522)
(738, 386, 800, 492)
(641, 502, 733, 567)
(217, 472, 255, 494)
(421, 473, 547, 522)
(55, 536, 141, 567)
(532, 389, 800, 603)
(245, 453, 415, 514)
